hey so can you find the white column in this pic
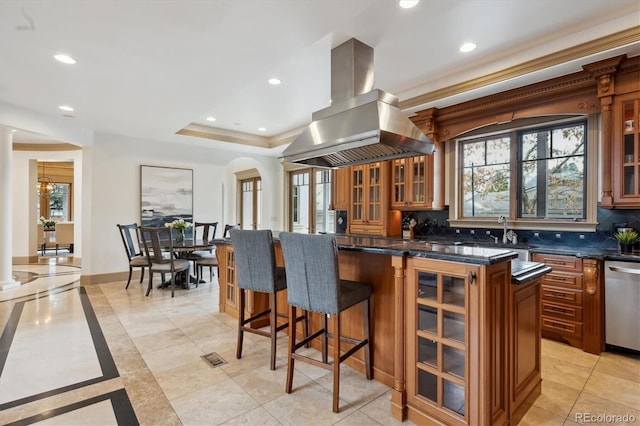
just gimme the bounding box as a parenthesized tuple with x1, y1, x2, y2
(0, 127, 19, 290)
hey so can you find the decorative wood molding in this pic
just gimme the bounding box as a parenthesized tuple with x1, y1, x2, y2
(400, 27, 640, 111)
(176, 127, 295, 148)
(13, 143, 80, 151)
(582, 55, 625, 96)
(412, 70, 599, 141)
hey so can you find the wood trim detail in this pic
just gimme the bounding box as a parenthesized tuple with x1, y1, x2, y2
(400, 27, 640, 111)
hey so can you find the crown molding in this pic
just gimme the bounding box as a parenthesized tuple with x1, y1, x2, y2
(399, 26, 640, 111)
(13, 143, 80, 151)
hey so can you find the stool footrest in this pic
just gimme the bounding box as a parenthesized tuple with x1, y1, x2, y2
(294, 328, 325, 350)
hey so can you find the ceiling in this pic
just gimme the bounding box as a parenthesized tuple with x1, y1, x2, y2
(1, 0, 639, 152)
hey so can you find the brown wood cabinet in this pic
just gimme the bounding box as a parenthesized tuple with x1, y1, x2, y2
(217, 246, 239, 316)
(404, 257, 539, 425)
(532, 253, 603, 354)
(510, 279, 542, 424)
(330, 167, 350, 211)
(612, 92, 640, 207)
(215, 240, 400, 388)
(349, 161, 401, 237)
(391, 155, 434, 210)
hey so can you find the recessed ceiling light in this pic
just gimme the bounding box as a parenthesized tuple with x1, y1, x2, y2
(398, 0, 419, 9)
(54, 54, 76, 64)
(258, 127, 267, 132)
(268, 78, 281, 85)
(58, 105, 74, 112)
(459, 42, 477, 53)
(206, 116, 216, 122)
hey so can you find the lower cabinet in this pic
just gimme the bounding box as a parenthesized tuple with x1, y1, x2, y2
(217, 245, 239, 317)
(532, 253, 604, 354)
(405, 257, 539, 425)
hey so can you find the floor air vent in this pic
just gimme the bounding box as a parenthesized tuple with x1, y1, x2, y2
(202, 352, 226, 368)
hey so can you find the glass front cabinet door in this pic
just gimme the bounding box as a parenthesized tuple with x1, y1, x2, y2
(612, 93, 640, 207)
(405, 257, 510, 425)
(391, 155, 434, 210)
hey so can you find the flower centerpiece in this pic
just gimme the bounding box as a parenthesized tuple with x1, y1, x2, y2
(164, 218, 192, 242)
(40, 216, 56, 229)
(614, 229, 639, 254)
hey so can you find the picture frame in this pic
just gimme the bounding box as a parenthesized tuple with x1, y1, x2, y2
(140, 165, 193, 232)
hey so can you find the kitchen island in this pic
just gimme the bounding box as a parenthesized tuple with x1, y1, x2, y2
(214, 235, 550, 425)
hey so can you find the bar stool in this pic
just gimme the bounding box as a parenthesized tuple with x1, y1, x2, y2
(279, 232, 372, 413)
(230, 229, 306, 370)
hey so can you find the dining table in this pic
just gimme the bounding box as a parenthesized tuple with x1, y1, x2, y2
(160, 237, 215, 289)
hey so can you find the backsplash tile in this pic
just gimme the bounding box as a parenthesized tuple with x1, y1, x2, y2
(402, 206, 640, 250)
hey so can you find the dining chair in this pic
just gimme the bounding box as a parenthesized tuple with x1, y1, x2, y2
(117, 223, 150, 289)
(188, 222, 218, 284)
(55, 222, 74, 254)
(230, 229, 307, 370)
(223, 223, 240, 238)
(139, 226, 190, 297)
(279, 232, 372, 413)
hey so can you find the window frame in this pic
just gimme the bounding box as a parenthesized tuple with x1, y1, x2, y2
(287, 167, 334, 234)
(517, 120, 587, 220)
(449, 115, 599, 232)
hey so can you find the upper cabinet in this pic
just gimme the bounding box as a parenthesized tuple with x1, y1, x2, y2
(391, 155, 434, 210)
(612, 92, 640, 207)
(349, 162, 400, 237)
(330, 167, 350, 211)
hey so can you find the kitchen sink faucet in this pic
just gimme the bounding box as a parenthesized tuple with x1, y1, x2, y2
(498, 215, 517, 244)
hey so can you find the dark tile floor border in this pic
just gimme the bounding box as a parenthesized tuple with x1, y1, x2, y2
(0, 286, 119, 410)
(3, 388, 138, 426)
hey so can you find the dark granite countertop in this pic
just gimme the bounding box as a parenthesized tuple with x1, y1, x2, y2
(214, 233, 518, 265)
(214, 233, 640, 263)
(511, 260, 552, 284)
(404, 236, 640, 263)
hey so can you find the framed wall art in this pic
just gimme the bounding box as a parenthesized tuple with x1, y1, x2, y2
(140, 165, 193, 229)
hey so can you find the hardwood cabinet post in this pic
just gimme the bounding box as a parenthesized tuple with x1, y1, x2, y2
(583, 56, 624, 208)
(582, 258, 604, 354)
(412, 108, 444, 209)
(391, 255, 407, 420)
(433, 140, 446, 210)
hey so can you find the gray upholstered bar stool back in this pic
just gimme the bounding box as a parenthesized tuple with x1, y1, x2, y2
(279, 232, 373, 413)
(230, 229, 290, 370)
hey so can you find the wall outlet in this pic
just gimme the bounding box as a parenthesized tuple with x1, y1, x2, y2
(486, 230, 492, 235)
(456, 229, 460, 234)
(533, 232, 539, 238)
(555, 233, 561, 239)
(579, 234, 585, 240)
(470, 230, 475, 235)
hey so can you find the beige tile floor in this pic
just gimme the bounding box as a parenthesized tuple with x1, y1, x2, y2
(1, 258, 639, 425)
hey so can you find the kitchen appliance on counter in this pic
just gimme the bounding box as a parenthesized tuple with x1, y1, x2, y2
(605, 260, 640, 352)
(335, 210, 347, 234)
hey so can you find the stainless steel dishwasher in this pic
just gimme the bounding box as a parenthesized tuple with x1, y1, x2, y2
(605, 261, 640, 352)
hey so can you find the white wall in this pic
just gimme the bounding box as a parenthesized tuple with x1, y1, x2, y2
(82, 132, 284, 278)
(223, 157, 285, 232)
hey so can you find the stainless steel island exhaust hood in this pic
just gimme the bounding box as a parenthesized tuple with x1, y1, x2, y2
(280, 38, 434, 168)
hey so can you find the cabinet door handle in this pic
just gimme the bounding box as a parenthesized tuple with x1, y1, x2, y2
(468, 272, 476, 283)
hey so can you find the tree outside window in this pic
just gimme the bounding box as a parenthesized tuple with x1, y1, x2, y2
(459, 120, 586, 221)
(519, 122, 586, 219)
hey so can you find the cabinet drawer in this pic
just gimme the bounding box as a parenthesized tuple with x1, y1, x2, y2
(532, 253, 582, 272)
(349, 224, 385, 236)
(541, 271, 583, 289)
(542, 317, 583, 339)
(542, 301, 583, 322)
(541, 286, 583, 305)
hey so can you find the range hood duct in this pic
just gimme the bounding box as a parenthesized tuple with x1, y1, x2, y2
(281, 38, 434, 168)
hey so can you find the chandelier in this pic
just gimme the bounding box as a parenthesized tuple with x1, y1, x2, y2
(37, 162, 55, 198)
